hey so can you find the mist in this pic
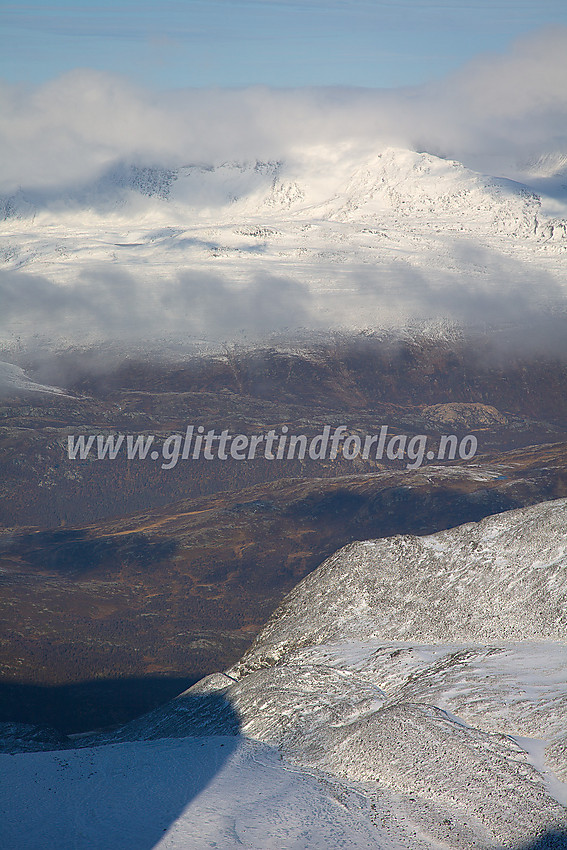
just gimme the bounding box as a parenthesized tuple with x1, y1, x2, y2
(2, 244, 566, 358)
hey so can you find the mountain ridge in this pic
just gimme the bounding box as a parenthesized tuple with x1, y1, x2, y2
(2, 148, 563, 239)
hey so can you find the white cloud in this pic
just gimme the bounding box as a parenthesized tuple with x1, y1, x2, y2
(0, 27, 566, 195)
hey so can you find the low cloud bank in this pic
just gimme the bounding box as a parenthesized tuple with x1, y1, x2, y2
(2, 245, 566, 356)
(1, 28, 566, 195)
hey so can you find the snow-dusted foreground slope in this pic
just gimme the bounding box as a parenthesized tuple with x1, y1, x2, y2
(0, 737, 395, 850)
(2, 499, 567, 848)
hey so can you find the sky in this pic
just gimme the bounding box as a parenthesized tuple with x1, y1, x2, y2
(2, 0, 567, 89)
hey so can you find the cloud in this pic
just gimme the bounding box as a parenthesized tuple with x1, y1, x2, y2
(416, 27, 567, 166)
(336, 240, 567, 355)
(2, 240, 566, 358)
(1, 27, 566, 195)
(0, 266, 319, 346)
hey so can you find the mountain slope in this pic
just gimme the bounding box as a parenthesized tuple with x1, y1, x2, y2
(1, 149, 562, 238)
(207, 499, 567, 846)
(231, 497, 567, 663)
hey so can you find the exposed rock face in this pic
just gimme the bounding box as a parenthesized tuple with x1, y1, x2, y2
(547, 736, 567, 783)
(421, 402, 509, 428)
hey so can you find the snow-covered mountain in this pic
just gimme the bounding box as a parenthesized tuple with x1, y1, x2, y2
(2, 147, 566, 347)
(2, 498, 567, 848)
(3, 148, 567, 242)
(2, 148, 565, 234)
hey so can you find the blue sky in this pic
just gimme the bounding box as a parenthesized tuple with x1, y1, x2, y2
(2, 0, 567, 89)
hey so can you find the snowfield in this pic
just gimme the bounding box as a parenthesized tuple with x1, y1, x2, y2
(1, 737, 397, 850)
(2, 498, 567, 848)
(0, 361, 70, 395)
